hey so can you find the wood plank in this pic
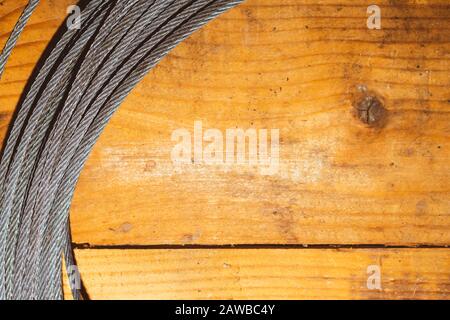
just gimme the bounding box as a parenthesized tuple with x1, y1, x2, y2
(63, 248, 450, 299)
(0, 0, 449, 246)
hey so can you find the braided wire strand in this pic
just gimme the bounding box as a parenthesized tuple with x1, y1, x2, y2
(0, 0, 244, 300)
(0, 0, 40, 80)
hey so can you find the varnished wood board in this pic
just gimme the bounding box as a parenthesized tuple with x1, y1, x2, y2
(0, 0, 449, 246)
(63, 248, 450, 300)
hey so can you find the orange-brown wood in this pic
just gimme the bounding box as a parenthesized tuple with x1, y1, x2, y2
(73, 0, 449, 246)
(1, 0, 449, 299)
(1, 0, 449, 246)
(63, 249, 450, 300)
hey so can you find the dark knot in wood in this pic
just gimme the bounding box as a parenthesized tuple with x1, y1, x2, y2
(354, 94, 387, 127)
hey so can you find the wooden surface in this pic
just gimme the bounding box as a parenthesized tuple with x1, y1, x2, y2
(1, 0, 449, 299)
(63, 249, 450, 300)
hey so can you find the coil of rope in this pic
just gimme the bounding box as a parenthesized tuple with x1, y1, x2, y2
(0, 0, 244, 300)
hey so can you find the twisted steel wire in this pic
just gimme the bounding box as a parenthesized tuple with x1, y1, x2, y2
(0, 0, 244, 300)
(0, 0, 40, 79)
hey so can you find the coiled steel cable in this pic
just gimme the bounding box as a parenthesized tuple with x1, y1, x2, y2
(0, 0, 244, 300)
(0, 0, 40, 79)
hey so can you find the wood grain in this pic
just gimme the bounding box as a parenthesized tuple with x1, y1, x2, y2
(62, 248, 450, 299)
(74, 0, 450, 246)
(1, 0, 449, 301)
(0, 1, 449, 247)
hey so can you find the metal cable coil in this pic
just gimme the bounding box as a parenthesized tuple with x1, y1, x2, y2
(0, 0, 244, 300)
